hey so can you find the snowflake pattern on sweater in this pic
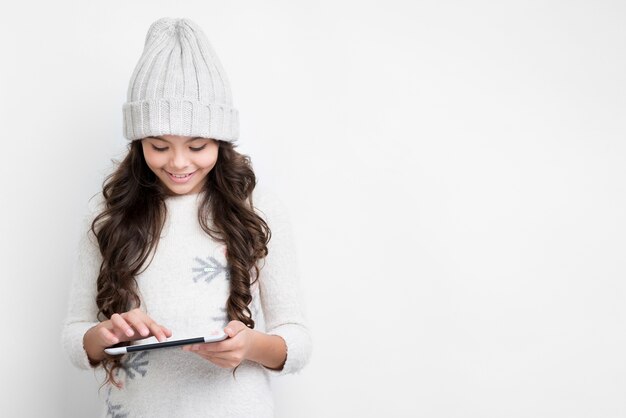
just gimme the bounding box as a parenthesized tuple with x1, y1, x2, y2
(192, 246, 261, 326)
(104, 351, 152, 417)
(192, 254, 230, 284)
(105, 394, 128, 418)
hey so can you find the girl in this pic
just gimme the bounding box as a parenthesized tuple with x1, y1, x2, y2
(61, 17, 312, 418)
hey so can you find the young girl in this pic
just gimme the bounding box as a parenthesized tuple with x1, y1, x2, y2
(61, 17, 312, 418)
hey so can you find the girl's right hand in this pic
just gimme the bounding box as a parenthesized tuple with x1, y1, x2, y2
(83, 308, 172, 363)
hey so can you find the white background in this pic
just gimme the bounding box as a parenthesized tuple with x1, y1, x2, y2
(1, 1, 625, 417)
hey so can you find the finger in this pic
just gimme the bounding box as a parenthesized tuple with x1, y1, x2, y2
(130, 313, 167, 342)
(189, 342, 229, 353)
(193, 350, 230, 362)
(203, 353, 231, 362)
(123, 311, 151, 337)
(186, 349, 239, 368)
(184, 343, 216, 352)
(141, 320, 166, 342)
(200, 353, 240, 368)
(110, 313, 135, 338)
(98, 326, 120, 346)
(162, 326, 173, 338)
(224, 320, 246, 337)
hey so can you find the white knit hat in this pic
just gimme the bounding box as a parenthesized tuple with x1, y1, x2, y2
(122, 17, 239, 142)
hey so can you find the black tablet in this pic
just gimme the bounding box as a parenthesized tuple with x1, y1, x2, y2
(104, 332, 228, 355)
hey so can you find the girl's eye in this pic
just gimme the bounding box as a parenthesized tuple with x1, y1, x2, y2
(151, 145, 207, 152)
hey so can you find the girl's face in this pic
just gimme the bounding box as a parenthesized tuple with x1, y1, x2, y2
(141, 135, 219, 195)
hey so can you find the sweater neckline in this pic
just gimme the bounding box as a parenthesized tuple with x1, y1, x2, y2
(164, 190, 206, 204)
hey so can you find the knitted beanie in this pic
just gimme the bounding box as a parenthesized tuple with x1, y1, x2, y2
(122, 17, 239, 142)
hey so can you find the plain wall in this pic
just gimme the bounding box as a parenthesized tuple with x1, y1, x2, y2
(1, 0, 625, 417)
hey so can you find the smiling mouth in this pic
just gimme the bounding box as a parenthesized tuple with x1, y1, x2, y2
(166, 170, 196, 178)
(164, 170, 198, 184)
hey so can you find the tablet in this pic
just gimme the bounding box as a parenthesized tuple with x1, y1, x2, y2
(104, 332, 228, 356)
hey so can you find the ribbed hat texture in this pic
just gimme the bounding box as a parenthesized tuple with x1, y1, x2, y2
(122, 17, 239, 142)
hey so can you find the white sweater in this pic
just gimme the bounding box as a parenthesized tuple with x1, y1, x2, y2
(61, 186, 312, 418)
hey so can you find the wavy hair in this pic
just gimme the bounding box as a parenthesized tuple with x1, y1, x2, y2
(90, 139, 270, 390)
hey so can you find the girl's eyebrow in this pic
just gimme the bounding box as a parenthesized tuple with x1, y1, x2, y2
(147, 136, 204, 143)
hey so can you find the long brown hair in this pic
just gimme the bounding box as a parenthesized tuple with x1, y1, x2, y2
(90, 139, 270, 389)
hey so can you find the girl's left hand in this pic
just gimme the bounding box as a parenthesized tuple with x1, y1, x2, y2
(182, 320, 254, 368)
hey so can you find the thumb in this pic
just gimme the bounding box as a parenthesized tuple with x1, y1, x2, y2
(224, 320, 247, 337)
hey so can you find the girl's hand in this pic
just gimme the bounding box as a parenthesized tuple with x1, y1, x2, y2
(101, 308, 172, 345)
(84, 308, 172, 363)
(182, 320, 254, 368)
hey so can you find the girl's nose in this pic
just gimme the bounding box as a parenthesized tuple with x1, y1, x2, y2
(170, 150, 190, 170)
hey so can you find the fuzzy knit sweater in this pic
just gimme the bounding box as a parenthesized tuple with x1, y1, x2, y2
(61, 186, 312, 418)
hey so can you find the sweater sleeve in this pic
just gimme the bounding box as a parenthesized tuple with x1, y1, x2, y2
(60, 194, 104, 370)
(254, 187, 313, 376)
